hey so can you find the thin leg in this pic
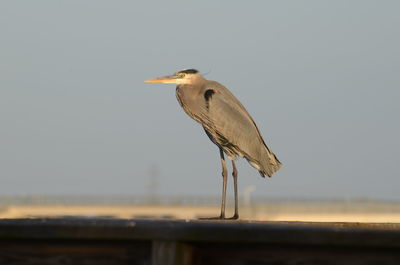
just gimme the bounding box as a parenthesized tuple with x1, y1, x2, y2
(230, 160, 239, 219)
(219, 148, 228, 219)
(198, 147, 228, 220)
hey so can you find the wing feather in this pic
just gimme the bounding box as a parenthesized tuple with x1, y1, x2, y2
(203, 81, 281, 176)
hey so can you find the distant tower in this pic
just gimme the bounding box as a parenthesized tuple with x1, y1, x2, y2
(243, 185, 256, 206)
(145, 164, 159, 203)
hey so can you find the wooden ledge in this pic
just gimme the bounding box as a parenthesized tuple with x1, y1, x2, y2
(0, 218, 399, 248)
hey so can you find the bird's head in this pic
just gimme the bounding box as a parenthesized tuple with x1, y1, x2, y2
(144, 69, 204, 85)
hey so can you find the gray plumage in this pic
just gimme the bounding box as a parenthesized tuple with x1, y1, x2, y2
(176, 79, 281, 177)
(145, 69, 281, 219)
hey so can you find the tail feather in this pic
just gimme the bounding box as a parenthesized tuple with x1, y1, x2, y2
(264, 150, 282, 177)
(247, 149, 281, 178)
(257, 149, 282, 178)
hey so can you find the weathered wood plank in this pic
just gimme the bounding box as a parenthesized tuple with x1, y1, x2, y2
(151, 241, 194, 265)
(0, 219, 399, 265)
(0, 219, 399, 248)
(190, 243, 400, 265)
(0, 241, 150, 265)
(151, 241, 177, 265)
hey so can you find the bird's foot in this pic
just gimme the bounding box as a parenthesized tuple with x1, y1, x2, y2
(199, 214, 239, 220)
(199, 216, 225, 220)
(227, 214, 239, 220)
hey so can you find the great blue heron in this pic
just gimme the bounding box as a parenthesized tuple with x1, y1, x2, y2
(145, 69, 281, 219)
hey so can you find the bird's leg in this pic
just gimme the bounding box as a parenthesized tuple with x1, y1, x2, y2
(198, 148, 228, 220)
(219, 148, 228, 219)
(229, 160, 239, 220)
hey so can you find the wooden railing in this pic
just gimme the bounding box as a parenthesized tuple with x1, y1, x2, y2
(0, 219, 399, 265)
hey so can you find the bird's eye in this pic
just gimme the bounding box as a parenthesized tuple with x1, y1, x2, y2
(178, 73, 186, 78)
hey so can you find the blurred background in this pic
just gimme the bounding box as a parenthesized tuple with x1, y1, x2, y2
(0, 1, 399, 220)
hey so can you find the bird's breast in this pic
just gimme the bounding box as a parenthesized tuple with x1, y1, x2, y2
(175, 85, 206, 125)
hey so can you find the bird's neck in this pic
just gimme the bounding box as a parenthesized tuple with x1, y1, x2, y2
(176, 82, 205, 97)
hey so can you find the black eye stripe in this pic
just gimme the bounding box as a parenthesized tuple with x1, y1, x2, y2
(178, 69, 198, 74)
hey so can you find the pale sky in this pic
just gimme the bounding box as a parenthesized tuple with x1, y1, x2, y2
(1, 1, 399, 200)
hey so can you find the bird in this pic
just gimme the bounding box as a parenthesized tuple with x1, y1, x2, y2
(145, 69, 281, 219)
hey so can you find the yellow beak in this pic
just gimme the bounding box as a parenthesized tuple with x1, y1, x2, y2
(144, 75, 177, 84)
